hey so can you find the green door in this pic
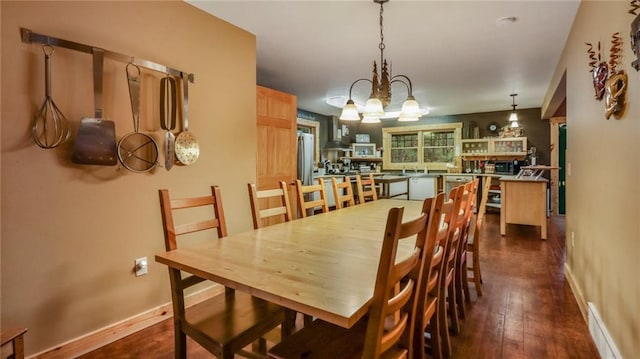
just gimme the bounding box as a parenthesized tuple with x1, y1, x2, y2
(559, 124, 567, 214)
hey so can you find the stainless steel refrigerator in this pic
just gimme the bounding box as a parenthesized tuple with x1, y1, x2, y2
(297, 132, 314, 185)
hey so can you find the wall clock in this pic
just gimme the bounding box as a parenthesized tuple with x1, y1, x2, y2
(487, 122, 499, 134)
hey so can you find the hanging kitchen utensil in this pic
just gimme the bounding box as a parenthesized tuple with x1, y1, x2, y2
(72, 48, 118, 165)
(160, 75, 177, 170)
(117, 63, 159, 172)
(174, 72, 199, 165)
(32, 45, 70, 148)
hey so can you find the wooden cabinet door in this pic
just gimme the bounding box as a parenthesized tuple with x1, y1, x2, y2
(256, 86, 298, 223)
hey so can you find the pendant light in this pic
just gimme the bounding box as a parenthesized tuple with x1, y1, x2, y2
(508, 93, 519, 128)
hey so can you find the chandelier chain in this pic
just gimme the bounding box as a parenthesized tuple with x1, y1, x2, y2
(379, 2, 385, 54)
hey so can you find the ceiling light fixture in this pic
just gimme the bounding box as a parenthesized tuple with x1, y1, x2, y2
(339, 0, 422, 123)
(508, 93, 519, 128)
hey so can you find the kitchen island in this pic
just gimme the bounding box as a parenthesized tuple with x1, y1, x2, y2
(500, 177, 548, 239)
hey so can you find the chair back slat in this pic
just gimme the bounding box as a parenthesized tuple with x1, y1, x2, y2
(159, 186, 227, 252)
(332, 176, 356, 209)
(248, 182, 292, 229)
(295, 179, 329, 217)
(356, 173, 378, 204)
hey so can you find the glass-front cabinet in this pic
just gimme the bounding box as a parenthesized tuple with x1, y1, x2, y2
(461, 137, 527, 158)
(492, 137, 527, 156)
(461, 139, 490, 155)
(351, 143, 377, 157)
(383, 123, 462, 171)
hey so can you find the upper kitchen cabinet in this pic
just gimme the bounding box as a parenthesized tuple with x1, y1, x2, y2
(382, 123, 462, 171)
(461, 137, 527, 160)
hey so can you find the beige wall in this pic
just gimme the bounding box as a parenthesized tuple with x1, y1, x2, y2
(1, 1, 257, 355)
(544, 1, 639, 357)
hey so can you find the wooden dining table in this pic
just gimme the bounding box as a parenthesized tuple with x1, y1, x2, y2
(155, 199, 425, 329)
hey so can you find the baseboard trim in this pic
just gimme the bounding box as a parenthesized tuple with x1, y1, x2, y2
(30, 284, 224, 359)
(564, 263, 588, 321)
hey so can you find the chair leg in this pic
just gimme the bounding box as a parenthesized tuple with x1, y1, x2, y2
(455, 257, 467, 320)
(282, 309, 296, 337)
(303, 314, 314, 326)
(473, 251, 483, 296)
(447, 282, 460, 335)
(438, 287, 452, 357)
(429, 313, 443, 359)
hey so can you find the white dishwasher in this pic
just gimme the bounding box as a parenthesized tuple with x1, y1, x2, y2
(444, 175, 474, 196)
(408, 176, 436, 200)
(312, 177, 342, 208)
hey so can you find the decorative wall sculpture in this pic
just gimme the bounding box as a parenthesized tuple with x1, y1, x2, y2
(630, 0, 640, 70)
(585, 33, 627, 119)
(585, 42, 608, 100)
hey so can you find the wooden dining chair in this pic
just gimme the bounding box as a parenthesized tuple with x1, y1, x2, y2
(454, 179, 479, 319)
(331, 176, 355, 209)
(248, 181, 313, 327)
(295, 179, 329, 218)
(465, 177, 492, 298)
(248, 181, 293, 229)
(437, 185, 469, 357)
(413, 192, 454, 359)
(268, 201, 432, 359)
(356, 173, 378, 204)
(159, 186, 288, 359)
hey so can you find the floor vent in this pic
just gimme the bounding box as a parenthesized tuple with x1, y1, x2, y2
(588, 302, 622, 359)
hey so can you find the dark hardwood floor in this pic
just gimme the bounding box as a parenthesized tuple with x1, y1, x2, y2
(79, 213, 599, 359)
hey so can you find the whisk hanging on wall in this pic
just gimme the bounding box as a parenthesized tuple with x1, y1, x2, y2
(32, 45, 70, 148)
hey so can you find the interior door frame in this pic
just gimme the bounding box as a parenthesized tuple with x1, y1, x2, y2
(549, 116, 566, 215)
(297, 118, 320, 165)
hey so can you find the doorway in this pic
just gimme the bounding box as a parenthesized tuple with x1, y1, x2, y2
(549, 116, 566, 215)
(559, 123, 567, 214)
(296, 118, 320, 165)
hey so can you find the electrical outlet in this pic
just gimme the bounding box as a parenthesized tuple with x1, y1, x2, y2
(135, 257, 148, 277)
(567, 162, 572, 176)
(571, 232, 575, 248)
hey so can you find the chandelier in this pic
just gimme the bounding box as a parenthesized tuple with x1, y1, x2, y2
(508, 93, 519, 128)
(339, 0, 422, 123)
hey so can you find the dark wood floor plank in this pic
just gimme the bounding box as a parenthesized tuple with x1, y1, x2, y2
(79, 213, 599, 359)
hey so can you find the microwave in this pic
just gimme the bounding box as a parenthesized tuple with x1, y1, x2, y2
(493, 160, 525, 175)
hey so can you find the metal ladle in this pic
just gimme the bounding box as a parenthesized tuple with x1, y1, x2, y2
(32, 45, 70, 148)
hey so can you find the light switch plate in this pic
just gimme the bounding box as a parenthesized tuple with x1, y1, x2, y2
(135, 257, 148, 276)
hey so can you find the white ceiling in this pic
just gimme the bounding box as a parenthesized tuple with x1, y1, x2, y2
(187, 0, 579, 118)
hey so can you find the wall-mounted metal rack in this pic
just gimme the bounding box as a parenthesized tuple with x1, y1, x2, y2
(20, 28, 194, 83)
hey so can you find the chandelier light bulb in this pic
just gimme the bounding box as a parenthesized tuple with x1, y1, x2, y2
(363, 97, 385, 117)
(340, 99, 361, 121)
(361, 116, 381, 124)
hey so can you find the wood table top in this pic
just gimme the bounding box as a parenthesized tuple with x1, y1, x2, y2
(155, 199, 425, 328)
